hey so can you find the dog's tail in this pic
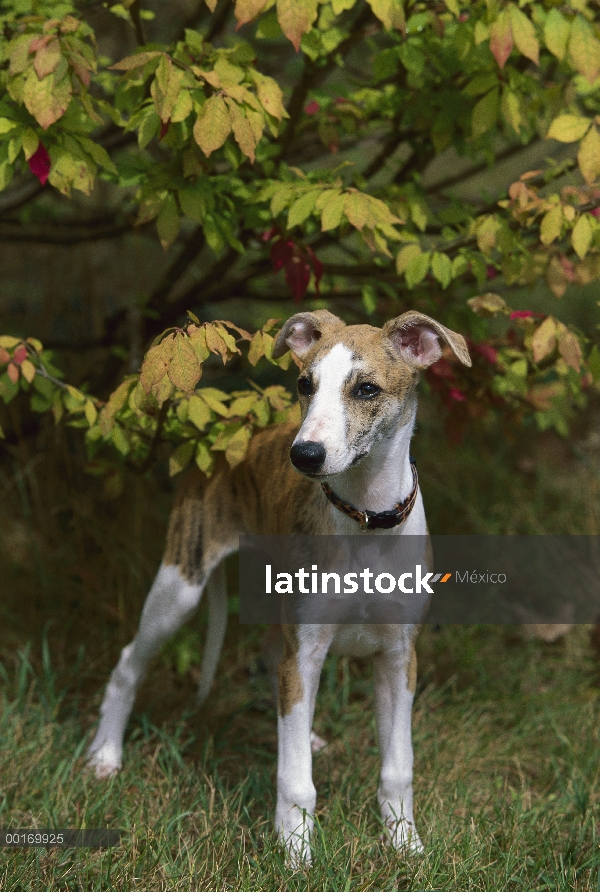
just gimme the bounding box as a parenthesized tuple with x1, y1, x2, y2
(196, 561, 228, 706)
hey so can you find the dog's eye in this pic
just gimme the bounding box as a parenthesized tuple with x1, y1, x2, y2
(355, 383, 381, 399)
(297, 377, 312, 396)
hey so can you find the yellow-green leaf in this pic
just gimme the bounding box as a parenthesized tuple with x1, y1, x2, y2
(235, 0, 271, 28)
(169, 440, 195, 477)
(156, 194, 180, 249)
(571, 214, 593, 260)
(225, 424, 252, 468)
(508, 5, 539, 66)
(532, 317, 557, 363)
(569, 16, 600, 84)
(396, 243, 422, 274)
(193, 95, 232, 157)
(276, 0, 319, 51)
(226, 99, 258, 162)
(556, 323, 582, 371)
(168, 335, 202, 392)
(578, 126, 600, 185)
(84, 399, 97, 426)
(431, 252, 452, 289)
(540, 205, 563, 245)
(188, 394, 212, 429)
(472, 89, 499, 138)
(546, 114, 590, 143)
(195, 440, 214, 474)
(467, 293, 509, 316)
(366, 0, 405, 32)
(544, 8, 570, 61)
(288, 190, 318, 229)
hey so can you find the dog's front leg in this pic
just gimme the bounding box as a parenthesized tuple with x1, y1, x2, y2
(374, 635, 423, 853)
(275, 625, 331, 866)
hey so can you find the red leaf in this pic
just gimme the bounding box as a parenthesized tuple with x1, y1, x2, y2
(428, 358, 455, 380)
(270, 238, 296, 272)
(304, 100, 320, 116)
(509, 310, 544, 320)
(285, 253, 311, 302)
(7, 363, 19, 384)
(474, 343, 498, 364)
(448, 387, 466, 402)
(159, 119, 171, 141)
(28, 143, 51, 185)
(13, 345, 27, 365)
(486, 265, 498, 279)
(559, 254, 576, 282)
(305, 245, 323, 295)
(0, 348, 10, 365)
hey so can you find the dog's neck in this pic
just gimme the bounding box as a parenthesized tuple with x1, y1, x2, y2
(325, 402, 417, 514)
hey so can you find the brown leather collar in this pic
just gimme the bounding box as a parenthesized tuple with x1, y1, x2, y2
(321, 460, 419, 532)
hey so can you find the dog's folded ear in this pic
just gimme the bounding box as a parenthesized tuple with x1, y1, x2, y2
(273, 310, 345, 359)
(383, 312, 472, 369)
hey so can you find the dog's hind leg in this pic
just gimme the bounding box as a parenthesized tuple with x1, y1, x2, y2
(196, 561, 228, 706)
(86, 562, 205, 778)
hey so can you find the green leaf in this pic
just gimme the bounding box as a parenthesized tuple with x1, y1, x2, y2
(532, 317, 557, 363)
(544, 8, 570, 62)
(540, 205, 562, 245)
(431, 252, 452, 289)
(22, 68, 71, 130)
(287, 190, 318, 229)
(227, 99, 258, 162)
(224, 424, 252, 468)
(193, 95, 232, 157)
(195, 440, 214, 475)
(569, 16, 600, 84)
(508, 6, 539, 66)
(319, 191, 346, 231)
(169, 440, 195, 477)
(396, 243, 422, 274)
(188, 394, 212, 429)
(110, 51, 163, 71)
(472, 89, 499, 138)
(405, 251, 430, 288)
(572, 214, 593, 260)
(366, 0, 405, 32)
(156, 194, 180, 249)
(234, 0, 271, 28)
(0, 118, 18, 135)
(578, 127, 600, 185)
(546, 114, 590, 143)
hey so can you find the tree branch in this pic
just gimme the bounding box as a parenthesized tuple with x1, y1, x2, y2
(279, 2, 374, 157)
(129, 0, 146, 46)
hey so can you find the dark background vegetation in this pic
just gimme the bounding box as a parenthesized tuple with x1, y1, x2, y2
(1, 0, 600, 888)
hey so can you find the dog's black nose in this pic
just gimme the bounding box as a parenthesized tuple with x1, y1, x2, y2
(290, 441, 326, 474)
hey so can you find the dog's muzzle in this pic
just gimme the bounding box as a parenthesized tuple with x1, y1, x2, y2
(290, 440, 326, 474)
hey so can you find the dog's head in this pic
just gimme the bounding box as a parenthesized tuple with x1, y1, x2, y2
(273, 310, 471, 478)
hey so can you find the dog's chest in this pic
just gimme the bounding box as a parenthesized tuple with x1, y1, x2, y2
(329, 624, 389, 657)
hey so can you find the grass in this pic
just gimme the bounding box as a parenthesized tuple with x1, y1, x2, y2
(1, 399, 600, 890)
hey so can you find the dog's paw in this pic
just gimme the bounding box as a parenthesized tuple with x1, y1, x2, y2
(310, 731, 328, 754)
(85, 742, 121, 779)
(385, 820, 423, 855)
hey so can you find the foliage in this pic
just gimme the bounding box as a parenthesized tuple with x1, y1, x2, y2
(2, 0, 600, 473)
(0, 318, 298, 491)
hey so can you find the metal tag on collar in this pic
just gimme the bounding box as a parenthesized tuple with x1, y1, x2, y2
(359, 511, 370, 532)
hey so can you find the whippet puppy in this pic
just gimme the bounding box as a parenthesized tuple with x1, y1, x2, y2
(86, 310, 471, 864)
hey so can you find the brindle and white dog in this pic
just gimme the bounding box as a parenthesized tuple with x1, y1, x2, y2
(86, 310, 471, 864)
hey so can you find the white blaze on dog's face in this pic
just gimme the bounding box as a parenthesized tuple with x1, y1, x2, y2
(273, 310, 471, 478)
